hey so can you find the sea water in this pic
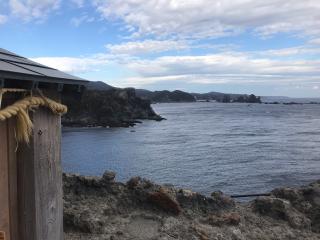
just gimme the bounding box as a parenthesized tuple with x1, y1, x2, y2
(62, 102, 320, 196)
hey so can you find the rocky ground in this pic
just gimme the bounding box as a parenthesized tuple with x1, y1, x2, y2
(64, 172, 320, 240)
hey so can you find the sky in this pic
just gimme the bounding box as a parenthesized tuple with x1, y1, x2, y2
(0, 0, 320, 97)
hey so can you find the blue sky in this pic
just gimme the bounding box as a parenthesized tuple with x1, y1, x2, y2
(1, 0, 320, 97)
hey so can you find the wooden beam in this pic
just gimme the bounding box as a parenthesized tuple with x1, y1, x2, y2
(18, 107, 63, 240)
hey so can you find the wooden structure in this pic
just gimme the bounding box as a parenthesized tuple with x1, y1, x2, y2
(0, 48, 88, 240)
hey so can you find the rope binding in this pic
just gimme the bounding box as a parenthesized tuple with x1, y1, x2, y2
(0, 88, 67, 143)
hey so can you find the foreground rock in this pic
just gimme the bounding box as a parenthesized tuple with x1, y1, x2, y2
(64, 173, 320, 240)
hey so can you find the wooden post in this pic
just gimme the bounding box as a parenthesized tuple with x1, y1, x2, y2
(0, 120, 11, 240)
(7, 118, 19, 240)
(0, 97, 19, 240)
(18, 107, 63, 240)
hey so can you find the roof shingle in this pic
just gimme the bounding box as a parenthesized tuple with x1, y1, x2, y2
(0, 48, 87, 85)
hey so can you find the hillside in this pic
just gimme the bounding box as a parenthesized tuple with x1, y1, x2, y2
(84, 81, 262, 104)
(192, 92, 261, 103)
(136, 88, 261, 103)
(136, 89, 196, 103)
(86, 81, 114, 91)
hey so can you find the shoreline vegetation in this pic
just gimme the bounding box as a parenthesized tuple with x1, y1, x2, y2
(61, 81, 319, 128)
(64, 172, 320, 240)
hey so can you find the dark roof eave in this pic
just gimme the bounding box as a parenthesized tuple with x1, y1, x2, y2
(0, 70, 89, 86)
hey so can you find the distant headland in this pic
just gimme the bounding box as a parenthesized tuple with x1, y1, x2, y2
(61, 81, 320, 128)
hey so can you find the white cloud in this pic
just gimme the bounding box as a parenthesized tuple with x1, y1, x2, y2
(71, 15, 95, 27)
(259, 46, 320, 57)
(30, 49, 320, 89)
(31, 55, 109, 73)
(106, 40, 189, 55)
(120, 52, 320, 86)
(94, 0, 320, 39)
(127, 53, 313, 76)
(71, 0, 84, 8)
(9, 0, 61, 21)
(0, 14, 8, 24)
(309, 38, 320, 45)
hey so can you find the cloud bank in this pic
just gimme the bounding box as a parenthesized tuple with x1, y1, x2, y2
(94, 0, 320, 39)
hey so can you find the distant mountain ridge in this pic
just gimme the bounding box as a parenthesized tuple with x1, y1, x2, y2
(135, 89, 196, 103)
(87, 82, 196, 103)
(87, 81, 256, 103)
(134, 89, 261, 103)
(192, 92, 249, 102)
(87, 81, 320, 104)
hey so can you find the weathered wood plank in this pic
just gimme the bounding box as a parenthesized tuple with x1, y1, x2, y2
(17, 106, 63, 240)
(33, 108, 63, 240)
(7, 118, 19, 240)
(0, 120, 10, 240)
(17, 124, 36, 240)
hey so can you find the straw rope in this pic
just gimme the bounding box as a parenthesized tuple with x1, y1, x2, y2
(0, 88, 67, 143)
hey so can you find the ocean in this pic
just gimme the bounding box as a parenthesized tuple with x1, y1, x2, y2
(62, 102, 320, 196)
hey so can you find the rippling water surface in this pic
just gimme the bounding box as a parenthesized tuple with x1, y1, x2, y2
(62, 102, 320, 195)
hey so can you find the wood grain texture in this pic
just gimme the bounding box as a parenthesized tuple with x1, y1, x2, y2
(0, 121, 10, 240)
(17, 107, 63, 240)
(17, 124, 36, 240)
(7, 118, 19, 240)
(33, 108, 63, 240)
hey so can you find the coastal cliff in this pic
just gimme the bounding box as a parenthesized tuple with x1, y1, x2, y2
(62, 87, 163, 127)
(64, 172, 320, 240)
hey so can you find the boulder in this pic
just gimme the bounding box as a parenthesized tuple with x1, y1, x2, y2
(127, 176, 141, 189)
(102, 171, 116, 183)
(148, 188, 182, 215)
(253, 197, 311, 229)
(211, 191, 236, 208)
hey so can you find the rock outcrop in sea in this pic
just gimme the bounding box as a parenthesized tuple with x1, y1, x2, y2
(62, 88, 164, 128)
(63, 172, 320, 240)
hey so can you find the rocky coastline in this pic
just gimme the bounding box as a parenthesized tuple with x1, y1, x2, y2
(62, 88, 164, 128)
(64, 172, 320, 240)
